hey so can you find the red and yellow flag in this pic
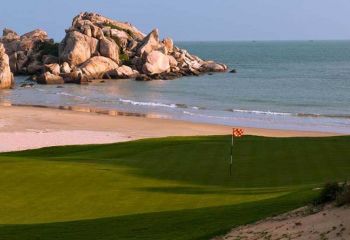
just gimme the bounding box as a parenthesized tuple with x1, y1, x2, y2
(232, 128, 244, 137)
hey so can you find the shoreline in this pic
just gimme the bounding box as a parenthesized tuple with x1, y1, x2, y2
(0, 105, 341, 152)
(0, 104, 341, 136)
(1, 102, 347, 134)
(0, 105, 342, 153)
(0, 102, 162, 119)
(4, 76, 350, 135)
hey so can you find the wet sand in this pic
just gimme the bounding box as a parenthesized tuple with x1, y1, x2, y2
(0, 105, 341, 152)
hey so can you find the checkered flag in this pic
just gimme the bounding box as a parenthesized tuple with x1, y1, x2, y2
(232, 128, 244, 137)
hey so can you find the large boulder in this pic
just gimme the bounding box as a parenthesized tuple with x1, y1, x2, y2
(9, 51, 28, 73)
(168, 55, 178, 68)
(162, 37, 174, 54)
(0, 43, 14, 89)
(71, 18, 103, 39)
(142, 51, 170, 75)
(44, 63, 60, 75)
(2, 28, 20, 43)
(110, 65, 139, 79)
(77, 56, 119, 81)
(59, 31, 99, 66)
(137, 29, 161, 56)
(110, 29, 129, 49)
(99, 37, 119, 64)
(19, 29, 49, 52)
(200, 61, 228, 72)
(60, 62, 71, 74)
(38, 72, 64, 84)
(1, 29, 21, 56)
(20, 29, 48, 41)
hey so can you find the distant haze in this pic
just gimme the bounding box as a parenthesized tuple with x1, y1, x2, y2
(0, 0, 349, 41)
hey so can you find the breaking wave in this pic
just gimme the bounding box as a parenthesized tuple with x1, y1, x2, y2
(223, 108, 350, 120)
(229, 109, 292, 116)
(117, 98, 206, 110)
(56, 92, 86, 99)
(118, 98, 178, 108)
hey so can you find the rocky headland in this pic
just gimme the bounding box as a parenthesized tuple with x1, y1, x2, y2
(0, 12, 227, 88)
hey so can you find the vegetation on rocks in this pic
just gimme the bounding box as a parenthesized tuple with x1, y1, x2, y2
(103, 22, 135, 38)
(119, 52, 131, 65)
(36, 41, 59, 57)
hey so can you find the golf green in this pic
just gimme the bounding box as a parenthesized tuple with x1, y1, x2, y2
(0, 135, 349, 239)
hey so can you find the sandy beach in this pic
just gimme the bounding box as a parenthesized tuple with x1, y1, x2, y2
(215, 204, 350, 240)
(0, 105, 340, 152)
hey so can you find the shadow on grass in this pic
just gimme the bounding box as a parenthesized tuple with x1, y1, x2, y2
(3, 135, 350, 189)
(134, 186, 293, 195)
(0, 190, 315, 240)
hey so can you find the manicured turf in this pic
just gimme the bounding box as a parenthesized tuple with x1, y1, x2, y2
(0, 135, 349, 239)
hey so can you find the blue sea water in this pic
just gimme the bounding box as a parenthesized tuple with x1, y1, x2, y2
(1, 41, 350, 133)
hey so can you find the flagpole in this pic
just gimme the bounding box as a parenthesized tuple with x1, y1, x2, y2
(230, 133, 233, 176)
(230, 128, 243, 177)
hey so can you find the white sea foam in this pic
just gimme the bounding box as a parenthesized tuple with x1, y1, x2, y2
(232, 109, 292, 116)
(56, 92, 86, 99)
(116, 98, 207, 110)
(183, 111, 233, 120)
(232, 109, 350, 120)
(118, 98, 177, 108)
(36, 88, 46, 92)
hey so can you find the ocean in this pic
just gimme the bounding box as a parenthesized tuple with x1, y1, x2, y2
(1, 41, 350, 133)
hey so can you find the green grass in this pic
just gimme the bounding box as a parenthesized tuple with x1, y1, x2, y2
(0, 135, 349, 239)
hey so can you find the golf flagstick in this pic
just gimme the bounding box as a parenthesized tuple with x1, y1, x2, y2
(230, 133, 233, 176)
(230, 128, 244, 176)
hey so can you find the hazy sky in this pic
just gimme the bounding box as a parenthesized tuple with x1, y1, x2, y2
(0, 0, 349, 41)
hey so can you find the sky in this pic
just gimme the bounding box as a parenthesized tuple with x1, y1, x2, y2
(0, 0, 349, 42)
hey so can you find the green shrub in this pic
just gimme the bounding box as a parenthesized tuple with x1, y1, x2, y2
(313, 182, 343, 205)
(119, 53, 132, 66)
(336, 184, 350, 206)
(36, 41, 59, 57)
(104, 22, 135, 39)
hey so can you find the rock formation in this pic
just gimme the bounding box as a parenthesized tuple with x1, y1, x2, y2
(0, 28, 58, 75)
(0, 43, 14, 89)
(74, 56, 119, 82)
(59, 31, 99, 66)
(142, 51, 170, 75)
(1, 12, 228, 85)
